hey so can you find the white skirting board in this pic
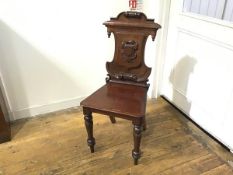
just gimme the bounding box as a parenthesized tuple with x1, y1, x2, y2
(10, 96, 85, 121)
(161, 94, 233, 153)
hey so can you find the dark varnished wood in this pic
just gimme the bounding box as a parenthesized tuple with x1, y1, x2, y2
(109, 116, 116, 124)
(81, 11, 161, 164)
(83, 109, 95, 153)
(81, 83, 147, 119)
(132, 123, 143, 165)
(142, 117, 147, 131)
(0, 85, 11, 143)
(103, 11, 161, 86)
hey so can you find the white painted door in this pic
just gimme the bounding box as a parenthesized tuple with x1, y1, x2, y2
(161, 0, 233, 151)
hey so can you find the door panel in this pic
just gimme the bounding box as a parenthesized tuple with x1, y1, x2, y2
(161, 0, 233, 150)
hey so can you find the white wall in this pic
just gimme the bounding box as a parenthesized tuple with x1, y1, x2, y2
(0, 0, 162, 120)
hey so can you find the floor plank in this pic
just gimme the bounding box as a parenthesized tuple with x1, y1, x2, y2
(0, 97, 232, 175)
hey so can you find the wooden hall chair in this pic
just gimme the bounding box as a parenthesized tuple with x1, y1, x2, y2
(80, 11, 161, 165)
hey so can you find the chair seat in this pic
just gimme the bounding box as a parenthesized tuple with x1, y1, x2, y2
(81, 82, 147, 118)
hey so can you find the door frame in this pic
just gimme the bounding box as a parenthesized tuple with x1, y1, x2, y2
(151, 0, 171, 98)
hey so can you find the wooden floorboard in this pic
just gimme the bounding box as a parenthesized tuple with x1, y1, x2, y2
(0, 97, 232, 175)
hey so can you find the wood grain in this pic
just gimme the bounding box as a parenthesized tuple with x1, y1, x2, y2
(0, 98, 232, 174)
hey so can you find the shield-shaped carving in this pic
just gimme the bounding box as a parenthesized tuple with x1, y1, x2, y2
(121, 40, 138, 63)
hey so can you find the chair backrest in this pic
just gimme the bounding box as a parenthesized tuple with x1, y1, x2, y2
(104, 11, 161, 87)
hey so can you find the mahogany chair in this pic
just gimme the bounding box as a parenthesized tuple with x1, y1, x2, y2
(80, 11, 161, 165)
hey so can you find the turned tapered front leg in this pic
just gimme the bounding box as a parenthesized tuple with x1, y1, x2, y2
(84, 110, 95, 153)
(132, 122, 142, 165)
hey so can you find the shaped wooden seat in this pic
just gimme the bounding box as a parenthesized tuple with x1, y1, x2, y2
(81, 83, 147, 118)
(80, 11, 161, 165)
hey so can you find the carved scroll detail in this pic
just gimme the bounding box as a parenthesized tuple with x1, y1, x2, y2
(121, 40, 138, 63)
(113, 72, 137, 81)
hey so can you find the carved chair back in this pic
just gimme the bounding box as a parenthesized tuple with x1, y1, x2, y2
(103, 11, 161, 87)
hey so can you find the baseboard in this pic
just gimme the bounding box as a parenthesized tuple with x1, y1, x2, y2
(11, 96, 86, 121)
(161, 95, 233, 152)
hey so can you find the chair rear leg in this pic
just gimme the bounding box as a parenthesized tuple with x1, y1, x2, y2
(109, 116, 116, 124)
(142, 117, 147, 131)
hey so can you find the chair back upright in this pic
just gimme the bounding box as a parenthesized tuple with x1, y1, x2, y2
(103, 11, 161, 87)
